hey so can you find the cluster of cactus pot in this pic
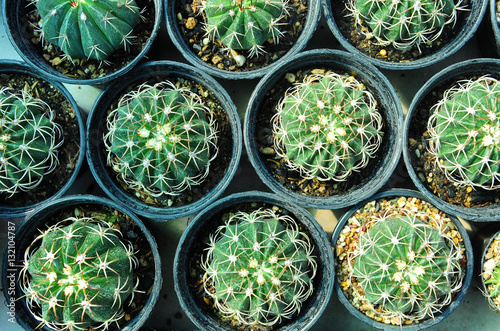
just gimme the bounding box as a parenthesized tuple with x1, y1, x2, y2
(21, 217, 138, 331)
(104, 81, 218, 197)
(346, 0, 463, 51)
(0, 87, 63, 196)
(201, 208, 317, 326)
(272, 71, 383, 182)
(201, 0, 290, 58)
(34, 0, 141, 61)
(351, 213, 463, 322)
(427, 75, 500, 190)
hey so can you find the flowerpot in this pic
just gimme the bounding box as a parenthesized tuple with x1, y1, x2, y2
(87, 60, 242, 221)
(403, 58, 500, 222)
(479, 227, 500, 311)
(490, 0, 500, 56)
(165, 0, 321, 79)
(174, 191, 334, 330)
(2, 0, 162, 85)
(2, 194, 161, 330)
(0, 60, 85, 219)
(332, 188, 473, 330)
(322, 0, 487, 70)
(244, 48, 403, 210)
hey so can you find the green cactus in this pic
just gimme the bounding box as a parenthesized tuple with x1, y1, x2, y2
(35, 0, 140, 61)
(427, 75, 500, 190)
(346, 0, 461, 51)
(104, 81, 218, 197)
(202, 208, 317, 326)
(21, 218, 138, 331)
(0, 87, 63, 195)
(201, 0, 289, 57)
(272, 72, 383, 181)
(352, 215, 462, 321)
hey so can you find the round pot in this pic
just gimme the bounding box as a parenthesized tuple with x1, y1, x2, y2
(165, 0, 321, 80)
(331, 188, 474, 330)
(2, 194, 162, 331)
(490, 0, 500, 56)
(0, 60, 85, 219)
(322, 0, 487, 70)
(403, 58, 500, 222)
(2, 0, 162, 85)
(87, 60, 242, 221)
(174, 190, 334, 330)
(244, 48, 403, 210)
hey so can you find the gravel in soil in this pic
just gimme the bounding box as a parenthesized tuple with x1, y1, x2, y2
(0, 73, 81, 208)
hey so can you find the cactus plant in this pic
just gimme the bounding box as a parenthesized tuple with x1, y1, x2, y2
(345, 0, 463, 51)
(34, 0, 141, 61)
(272, 72, 383, 182)
(200, 0, 290, 57)
(352, 214, 463, 322)
(481, 232, 500, 310)
(0, 87, 63, 196)
(427, 75, 500, 190)
(20, 217, 138, 331)
(202, 208, 317, 326)
(104, 81, 218, 197)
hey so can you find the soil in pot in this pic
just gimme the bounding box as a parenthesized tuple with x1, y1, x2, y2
(329, 0, 469, 63)
(407, 73, 500, 208)
(255, 67, 390, 198)
(101, 75, 233, 208)
(174, 0, 309, 72)
(0, 72, 80, 208)
(334, 194, 468, 327)
(21, 0, 156, 80)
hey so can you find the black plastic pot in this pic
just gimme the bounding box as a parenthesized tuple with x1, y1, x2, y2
(0, 60, 85, 219)
(1, 194, 162, 331)
(174, 191, 334, 330)
(331, 188, 474, 330)
(2, 0, 162, 85)
(87, 60, 242, 221)
(244, 48, 403, 210)
(165, 0, 321, 80)
(322, 0, 487, 70)
(403, 58, 500, 222)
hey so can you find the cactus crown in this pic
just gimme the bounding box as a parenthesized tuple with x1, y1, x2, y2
(34, 0, 141, 61)
(21, 218, 139, 331)
(0, 87, 63, 196)
(202, 208, 317, 326)
(200, 0, 290, 57)
(346, 0, 462, 51)
(104, 81, 218, 197)
(272, 72, 383, 182)
(427, 75, 500, 190)
(351, 212, 463, 322)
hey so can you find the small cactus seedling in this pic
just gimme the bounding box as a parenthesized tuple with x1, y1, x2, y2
(201, 0, 290, 58)
(34, 0, 141, 61)
(346, 0, 462, 51)
(21, 218, 138, 331)
(0, 87, 63, 195)
(272, 72, 383, 181)
(202, 208, 317, 326)
(352, 214, 462, 322)
(104, 81, 218, 197)
(427, 75, 500, 190)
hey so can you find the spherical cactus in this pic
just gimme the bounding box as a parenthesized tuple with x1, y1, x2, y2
(352, 214, 462, 322)
(201, 0, 289, 57)
(346, 0, 461, 51)
(35, 0, 141, 61)
(0, 87, 63, 195)
(482, 234, 500, 310)
(272, 72, 383, 181)
(21, 218, 138, 331)
(202, 208, 317, 326)
(427, 75, 500, 190)
(104, 81, 218, 197)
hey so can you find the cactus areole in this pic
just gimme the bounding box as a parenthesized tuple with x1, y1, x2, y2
(35, 0, 140, 60)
